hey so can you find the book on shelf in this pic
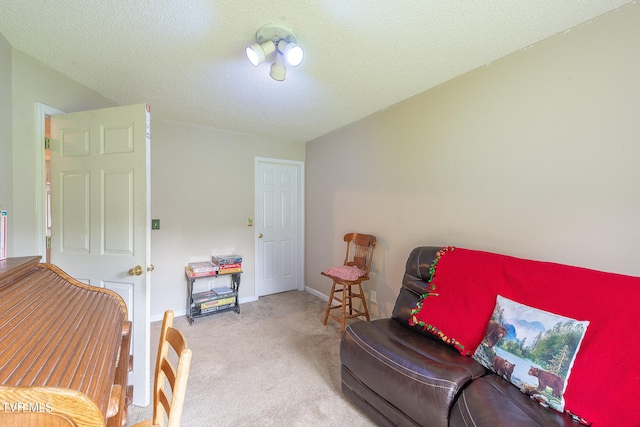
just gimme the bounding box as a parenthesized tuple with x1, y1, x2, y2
(212, 286, 234, 295)
(212, 254, 243, 265)
(187, 261, 218, 273)
(218, 262, 242, 269)
(192, 290, 218, 304)
(217, 267, 242, 275)
(201, 303, 235, 314)
(185, 267, 217, 278)
(199, 296, 236, 310)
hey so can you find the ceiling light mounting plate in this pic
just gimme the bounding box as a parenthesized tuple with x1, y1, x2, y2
(255, 23, 297, 45)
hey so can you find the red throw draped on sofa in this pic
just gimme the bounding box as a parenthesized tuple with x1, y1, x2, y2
(409, 247, 640, 426)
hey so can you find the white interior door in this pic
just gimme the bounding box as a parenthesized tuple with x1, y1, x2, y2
(50, 104, 151, 407)
(256, 158, 303, 296)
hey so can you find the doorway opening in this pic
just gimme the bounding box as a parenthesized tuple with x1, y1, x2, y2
(36, 102, 64, 263)
(44, 115, 51, 263)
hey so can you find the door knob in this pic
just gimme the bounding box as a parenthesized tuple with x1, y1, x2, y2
(147, 264, 155, 272)
(258, 233, 263, 238)
(128, 265, 143, 276)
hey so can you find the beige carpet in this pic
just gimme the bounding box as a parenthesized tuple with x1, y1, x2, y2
(126, 290, 376, 426)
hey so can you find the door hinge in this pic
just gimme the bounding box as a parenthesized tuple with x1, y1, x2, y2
(44, 137, 51, 150)
(46, 236, 51, 249)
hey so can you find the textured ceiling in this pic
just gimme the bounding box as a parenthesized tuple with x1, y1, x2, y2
(0, 0, 633, 143)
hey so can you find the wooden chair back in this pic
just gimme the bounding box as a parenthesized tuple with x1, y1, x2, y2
(342, 233, 376, 277)
(152, 310, 192, 427)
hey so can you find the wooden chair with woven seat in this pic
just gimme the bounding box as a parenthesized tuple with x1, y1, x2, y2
(131, 310, 192, 427)
(322, 233, 376, 334)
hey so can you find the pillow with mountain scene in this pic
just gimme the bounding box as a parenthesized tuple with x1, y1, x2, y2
(472, 295, 589, 418)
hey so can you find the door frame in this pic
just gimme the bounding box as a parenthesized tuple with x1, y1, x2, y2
(36, 102, 65, 260)
(254, 157, 305, 296)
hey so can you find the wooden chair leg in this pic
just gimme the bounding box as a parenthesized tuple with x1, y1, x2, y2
(340, 285, 347, 335)
(323, 281, 337, 325)
(323, 280, 370, 333)
(358, 283, 371, 321)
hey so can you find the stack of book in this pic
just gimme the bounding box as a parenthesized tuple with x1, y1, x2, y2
(211, 285, 234, 295)
(192, 286, 236, 313)
(185, 261, 218, 277)
(212, 254, 242, 274)
(192, 290, 218, 304)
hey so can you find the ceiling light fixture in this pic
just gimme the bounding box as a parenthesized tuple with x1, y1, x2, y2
(246, 24, 304, 81)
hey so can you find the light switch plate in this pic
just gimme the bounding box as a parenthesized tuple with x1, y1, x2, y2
(151, 219, 160, 230)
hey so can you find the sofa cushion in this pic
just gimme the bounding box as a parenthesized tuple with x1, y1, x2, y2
(450, 375, 579, 427)
(341, 366, 422, 427)
(407, 246, 640, 426)
(340, 318, 485, 427)
(472, 295, 589, 416)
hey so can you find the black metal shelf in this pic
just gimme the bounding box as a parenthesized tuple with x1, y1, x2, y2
(185, 269, 241, 325)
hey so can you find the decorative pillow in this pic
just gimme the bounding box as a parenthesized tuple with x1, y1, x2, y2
(473, 295, 589, 416)
(323, 265, 365, 281)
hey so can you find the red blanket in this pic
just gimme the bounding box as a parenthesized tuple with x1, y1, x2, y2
(409, 247, 640, 426)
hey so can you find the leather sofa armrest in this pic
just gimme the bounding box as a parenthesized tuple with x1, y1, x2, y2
(392, 246, 441, 325)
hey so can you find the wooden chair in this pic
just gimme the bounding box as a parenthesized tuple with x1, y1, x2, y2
(322, 233, 376, 334)
(131, 310, 192, 427)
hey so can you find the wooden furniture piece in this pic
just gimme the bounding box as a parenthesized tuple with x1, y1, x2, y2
(132, 310, 191, 427)
(322, 233, 376, 334)
(0, 256, 132, 427)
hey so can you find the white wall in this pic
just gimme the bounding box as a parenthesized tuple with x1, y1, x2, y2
(7, 47, 304, 319)
(149, 119, 304, 319)
(305, 2, 640, 318)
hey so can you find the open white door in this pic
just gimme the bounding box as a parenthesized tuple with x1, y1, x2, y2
(255, 158, 304, 296)
(50, 104, 151, 407)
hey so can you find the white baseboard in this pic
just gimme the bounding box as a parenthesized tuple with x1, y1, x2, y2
(304, 286, 329, 302)
(239, 295, 259, 304)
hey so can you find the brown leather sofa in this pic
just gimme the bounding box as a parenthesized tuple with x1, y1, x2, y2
(340, 246, 579, 427)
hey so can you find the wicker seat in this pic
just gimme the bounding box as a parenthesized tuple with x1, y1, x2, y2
(322, 233, 376, 334)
